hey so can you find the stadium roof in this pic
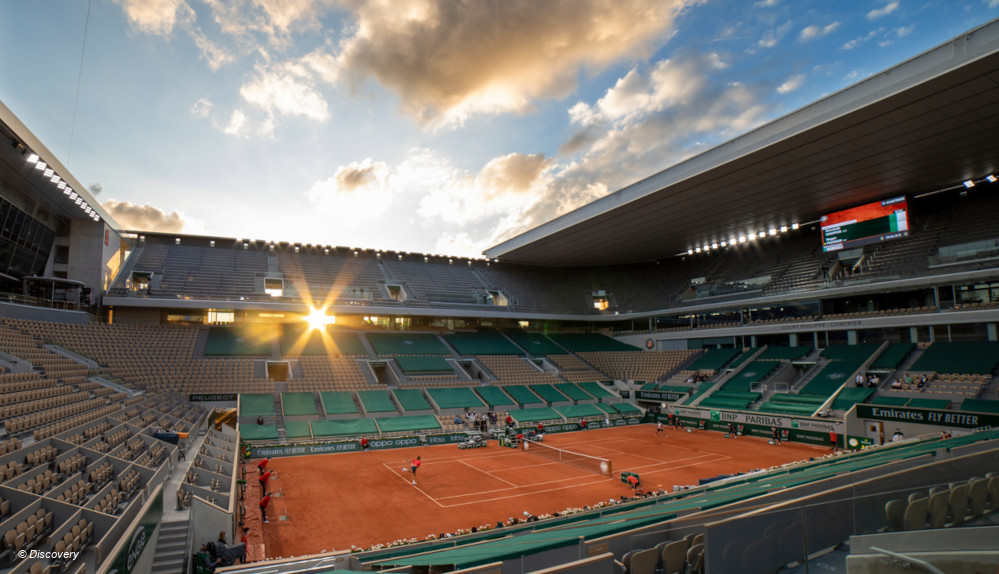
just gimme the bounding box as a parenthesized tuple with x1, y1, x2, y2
(486, 18, 999, 266)
(0, 99, 117, 228)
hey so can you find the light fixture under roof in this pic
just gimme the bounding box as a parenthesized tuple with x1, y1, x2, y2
(63, 187, 72, 195)
(69, 192, 78, 199)
(720, 240, 728, 247)
(779, 226, 788, 233)
(792, 223, 799, 230)
(768, 228, 777, 236)
(57, 181, 66, 189)
(759, 231, 767, 239)
(987, 175, 997, 183)
(963, 180, 975, 188)
(26, 154, 39, 164)
(43, 169, 54, 177)
(695, 247, 702, 253)
(35, 162, 46, 170)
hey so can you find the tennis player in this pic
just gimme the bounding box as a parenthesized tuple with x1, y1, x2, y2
(410, 455, 422, 485)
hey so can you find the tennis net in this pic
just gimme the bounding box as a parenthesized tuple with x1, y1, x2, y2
(521, 439, 612, 477)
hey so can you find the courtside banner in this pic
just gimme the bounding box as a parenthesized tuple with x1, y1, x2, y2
(636, 390, 686, 402)
(665, 408, 844, 434)
(368, 435, 421, 450)
(856, 404, 999, 430)
(189, 393, 238, 402)
(425, 433, 472, 445)
(254, 441, 361, 457)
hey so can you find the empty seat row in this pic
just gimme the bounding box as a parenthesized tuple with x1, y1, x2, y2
(886, 474, 999, 531)
(2, 461, 23, 481)
(1, 509, 53, 564)
(93, 489, 125, 514)
(89, 462, 114, 487)
(0, 438, 21, 455)
(33, 404, 125, 441)
(58, 453, 87, 475)
(119, 469, 140, 496)
(18, 470, 63, 495)
(56, 480, 93, 505)
(56, 518, 93, 556)
(24, 445, 57, 468)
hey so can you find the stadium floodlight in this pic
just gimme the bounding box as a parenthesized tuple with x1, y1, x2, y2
(75, 198, 83, 205)
(759, 231, 767, 239)
(768, 228, 778, 236)
(35, 162, 46, 170)
(63, 187, 72, 195)
(69, 192, 78, 199)
(987, 175, 997, 183)
(792, 223, 800, 230)
(695, 247, 702, 253)
(963, 180, 975, 188)
(57, 181, 66, 189)
(710, 243, 718, 249)
(51, 175, 60, 183)
(43, 169, 54, 177)
(720, 240, 727, 247)
(780, 226, 788, 233)
(26, 154, 39, 164)
(687, 249, 693, 255)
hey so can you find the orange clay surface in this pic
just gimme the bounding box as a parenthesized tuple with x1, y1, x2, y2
(243, 424, 828, 559)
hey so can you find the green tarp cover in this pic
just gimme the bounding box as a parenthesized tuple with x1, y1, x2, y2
(311, 419, 378, 437)
(368, 333, 451, 355)
(474, 386, 516, 407)
(871, 343, 915, 369)
(611, 403, 642, 414)
(240, 425, 279, 441)
(321, 392, 359, 415)
(376, 415, 442, 433)
(503, 385, 544, 406)
(578, 382, 613, 398)
(394, 389, 433, 411)
(554, 404, 604, 418)
(357, 390, 397, 413)
(530, 384, 569, 403)
(282, 392, 318, 416)
(426, 388, 485, 409)
(508, 407, 562, 423)
(911, 341, 999, 374)
(285, 420, 313, 438)
(961, 399, 999, 414)
(502, 330, 566, 355)
(687, 348, 740, 371)
(549, 333, 640, 352)
(281, 328, 367, 355)
(239, 393, 276, 416)
(396, 355, 452, 373)
(205, 326, 273, 356)
(444, 331, 521, 355)
(554, 383, 593, 401)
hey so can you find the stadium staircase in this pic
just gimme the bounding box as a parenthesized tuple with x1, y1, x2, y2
(43, 343, 99, 370)
(150, 519, 189, 574)
(356, 333, 378, 357)
(193, 327, 210, 359)
(790, 358, 831, 393)
(979, 374, 999, 400)
(291, 360, 304, 380)
(253, 361, 267, 380)
(273, 386, 287, 442)
(313, 393, 326, 419)
(437, 334, 462, 358)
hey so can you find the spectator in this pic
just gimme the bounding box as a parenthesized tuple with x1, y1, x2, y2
(891, 428, 904, 442)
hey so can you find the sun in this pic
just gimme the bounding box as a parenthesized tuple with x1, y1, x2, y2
(303, 307, 335, 331)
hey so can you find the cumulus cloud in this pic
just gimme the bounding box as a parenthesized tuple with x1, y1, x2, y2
(114, 0, 235, 70)
(800, 21, 840, 41)
(88, 183, 103, 196)
(305, 158, 397, 223)
(102, 200, 187, 232)
(777, 74, 806, 94)
(190, 97, 212, 119)
(241, 62, 329, 122)
(333, 0, 701, 127)
(755, 0, 779, 6)
(842, 28, 882, 50)
(759, 21, 793, 48)
(867, 1, 899, 20)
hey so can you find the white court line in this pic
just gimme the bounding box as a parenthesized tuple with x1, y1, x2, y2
(380, 461, 443, 508)
(459, 459, 519, 487)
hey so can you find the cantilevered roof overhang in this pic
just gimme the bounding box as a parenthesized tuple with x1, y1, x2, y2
(486, 18, 999, 266)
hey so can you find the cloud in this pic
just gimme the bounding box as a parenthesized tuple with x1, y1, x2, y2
(754, 0, 779, 6)
(305, 158, 397, 223)
(102, 200, 187, 232)
(190, 97, 213, 119)
(333, 0, 702, 127)
(799, 21, 840, 41)
(842, 28, 882, 50)
(989, 0, 999, 8)
(333, 159, 388, 192)
(894, 24, 915, 38)
(867, 1, 899, 20)
(777, 74, 806, 94)
(200, 0, 330, 48)
(113, 0, 192, 36)
(88, 183, 103, 196)
(230, 61, 330, 134)
(222, 109, 249, 137)
(759, 20, 793, 48)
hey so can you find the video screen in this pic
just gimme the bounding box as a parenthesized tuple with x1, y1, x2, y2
(821, 195, 909, 252)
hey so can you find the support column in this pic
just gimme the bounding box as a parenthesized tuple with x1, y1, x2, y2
(847, 330, 858, 345)
(910, 326, 919, 343)
(789, 333, 798, 346)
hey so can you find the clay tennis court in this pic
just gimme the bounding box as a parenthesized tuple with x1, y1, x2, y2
(243, 424, 827, 559)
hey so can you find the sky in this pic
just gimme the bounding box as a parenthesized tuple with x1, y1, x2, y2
(2, 1, 997, 258)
